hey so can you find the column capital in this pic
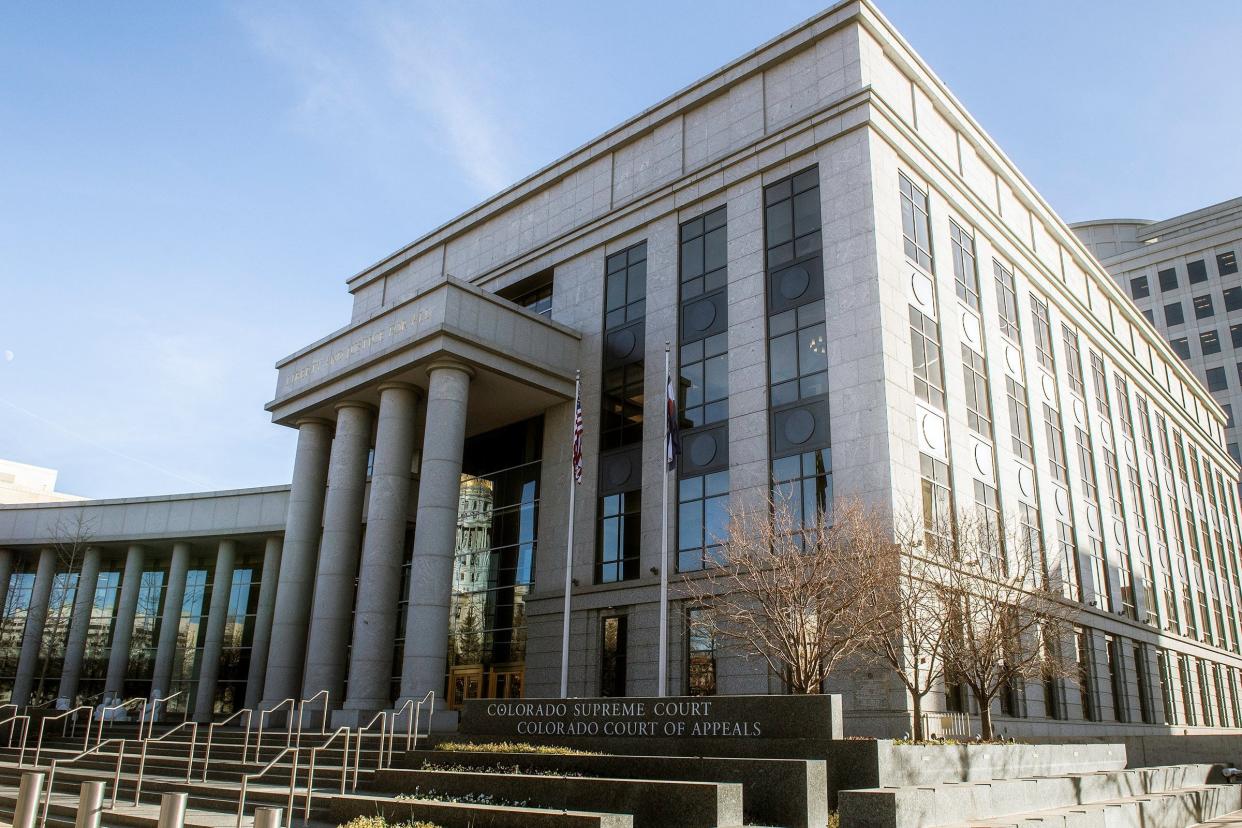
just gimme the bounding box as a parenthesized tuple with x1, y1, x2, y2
(333, 400, 377, 415)
(425, 359, 475, 380)
(294, 416, 334, 429)
(377, 381, 422, 396)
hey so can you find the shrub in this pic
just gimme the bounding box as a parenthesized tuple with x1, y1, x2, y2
(339, 817, 440, 828)
(435, 740, 601, 756)
(419, 760, 586, 777)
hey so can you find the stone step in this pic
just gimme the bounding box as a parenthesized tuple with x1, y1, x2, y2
(839, 764, 1226, 826)
(931, 782, 1242, 828)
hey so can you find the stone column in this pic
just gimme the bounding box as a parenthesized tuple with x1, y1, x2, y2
(150, 541, 191, 703)
(302, 402, 374, 707)
(244, 536, 283, 709)
(262, 418, 332, 708)
(0, 549, 15, 621)
(400, 361, 472, 703)
(344, 383, 420, 716)
(11, 548, 57, 706)
(103, 544, 145, 703)
(193, 539, 237, 722)
(57, 546, 102, 706)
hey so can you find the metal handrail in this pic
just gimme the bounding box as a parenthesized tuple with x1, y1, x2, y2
(94, 696, 147, 746)
(134, 720, 198, 804)
(236, 746, 298, 828)
(386, 690, 434, 767)
(255, 698, 294, 761)
(145, 690, 184, 738)
(201, 707, 254, 780)
(294, 690, 329, 750)
(34, 706, 92, 765)
(0, 715, 30, 766)
(39, 738, 126, 828)
(351, 711, 386, 790)
(303, 726, 350, 824)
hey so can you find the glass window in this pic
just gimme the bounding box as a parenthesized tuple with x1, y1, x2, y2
(1030, 295, 1055, 370)
(1076, 627, 1097, 721)
(920, 454, 953, 549)
(1063, 324, 1086, 397)
(995, 260, 1021, 341)
(680, 334, 728, 427)
(910, 306, 944, 409)
(772, 449, 832, 534)
(768, 303, 828, 406)
(1090, 350, 1111, 418)
(950, 220, 980, 310)
(1224, 287, 1242, 312)
(1187, 259, 1208, 284)
(962, 345, 993, 438)
(1158, 268, 1179, 292)
(1104, 635, 1127, 722)
(1165, 302, 1185, 327)
(1218, 251, 1239, 276)
(686, 608, 716, 697)
(678, 471, 730, 572)
(1158, 649, 1178, 725)
(680, 205, 727, 300)
(1076, 426, 1099, 505)
(1201, 329, 1222, 355)
(1207, 367, 1228, 392)
(1086, 537, 1111, 611)
(1006, 377, 1034, 463)
(604, 243, 647, 329)
(899, 172, 932, 270)
(1044, 403, 1068, 484)
(600, 363, 645, 451)
(1130, 275, 1150, 299)
(514, 282, 553, 317)
(597, 491, 641, 584)
(1194, 294, 1215, 320)
(1170, 337, 1190, 360)
(599, 616, 627, 697)
(765, 166, 821, 268)
(1230, 324, 1242, 349)
(1142, 309, 1155, 325)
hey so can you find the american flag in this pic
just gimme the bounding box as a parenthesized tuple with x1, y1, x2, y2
(572, 381, 584, 484)
(666, 366, 681, 469)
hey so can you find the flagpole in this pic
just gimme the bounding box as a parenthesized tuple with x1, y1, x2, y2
(658, 343, 671, 698)
(559, 371, 581, 699)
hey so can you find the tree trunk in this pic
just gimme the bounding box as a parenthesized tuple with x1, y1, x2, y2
(976, 694, 994, 741)
(911, 691, 924, 741)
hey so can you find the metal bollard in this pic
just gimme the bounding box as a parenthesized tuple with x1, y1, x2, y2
(74, 781, 106, 828)
(156, 792, 188, 828)
(253, 807, 284, 828)
(13, 772, 44, 828)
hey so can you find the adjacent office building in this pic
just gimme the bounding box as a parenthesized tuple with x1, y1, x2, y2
(2, 0, 1242, 737)
(1073, 199, 1242, 467)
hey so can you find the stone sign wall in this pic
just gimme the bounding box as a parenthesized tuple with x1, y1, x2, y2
(458, 694, 843, 758)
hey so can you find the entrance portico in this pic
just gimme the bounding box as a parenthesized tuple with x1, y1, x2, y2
(261, 275, 580, 724)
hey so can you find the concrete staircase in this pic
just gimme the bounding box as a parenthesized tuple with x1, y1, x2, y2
(839, 762, 1242, 827)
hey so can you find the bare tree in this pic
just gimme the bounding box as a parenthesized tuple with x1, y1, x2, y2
(39, 514, 96, 703)
(853, 509, 954, 741)
(680, 495, 896, 694)
(935, 510, 1078, 740)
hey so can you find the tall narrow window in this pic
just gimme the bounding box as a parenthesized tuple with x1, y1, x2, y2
(1044, 404, 1068, 484)
(1006, 377, 1034, 463)
(1030, 295, 1055, 371)
(1062, 324, 1086, 397)
(910, 306, 944, 408)
(677, 471, 730, 573)
(599, 616, 627, 697)
(1104, 635, 1127, 722)
(950, 220, 980, 310)
(1089, 350, 1111, 418)
(1076, 427, 1099, 505)
(765, 167, 832, 529)
(686, 608, 717, 697)
(1076, 627, 1097, 721)
(962, 346, 993, 438)
(899, 172, 932, 270)
(995, 260, 1021, 341)
(1158, 649, 1178, 725)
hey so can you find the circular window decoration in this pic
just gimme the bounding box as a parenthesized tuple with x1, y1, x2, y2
(921, 412, 944, 453)
(1054, 487, 1069, 517)
(1004, 344, 1021, 374)
(1041, 374, 1056, 403)
(1018, 466, 1035, 497)
(911, 271, 934, 308)
(973, 442, 993, 476)
(1124, 441, 1136, 464)
(1086, 504, 1100, 532)
(687, 299, 716, 333)
(1113, 522, 1125, 545)
(784, 409, 816, 445)
(1073, 398, 1087, 426)
(608, 328, 637, 360)
(961, 311, 979, 345)
(778, 266, 811, 301)
(606, 455, 632, 488)
(689, 433, 717, 467)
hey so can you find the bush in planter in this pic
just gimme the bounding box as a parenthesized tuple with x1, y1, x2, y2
(339, 816, 440, 828)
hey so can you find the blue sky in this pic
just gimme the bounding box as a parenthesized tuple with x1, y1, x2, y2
(2, 1, 1240, 499)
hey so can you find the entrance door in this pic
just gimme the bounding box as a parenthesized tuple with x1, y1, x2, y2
(448, 666, 484, 709)
(488, 668, 524, 700)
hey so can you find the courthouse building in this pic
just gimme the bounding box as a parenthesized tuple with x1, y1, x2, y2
(3, 0, 1242, 737)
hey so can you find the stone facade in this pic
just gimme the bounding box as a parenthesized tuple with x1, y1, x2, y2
(1, 0, 1241, 739)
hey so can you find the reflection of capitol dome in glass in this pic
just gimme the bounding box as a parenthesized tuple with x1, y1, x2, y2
(454, 475, 495, 592)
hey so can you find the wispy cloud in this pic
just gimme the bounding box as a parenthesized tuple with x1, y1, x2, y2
(236, 1, 517, 195)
